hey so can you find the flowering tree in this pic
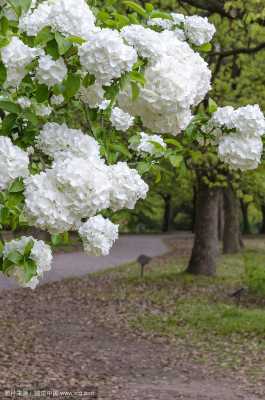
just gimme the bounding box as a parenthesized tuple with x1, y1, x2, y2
(0, 0, 264, 288)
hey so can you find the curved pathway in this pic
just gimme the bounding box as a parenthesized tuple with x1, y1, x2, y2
(0, 234, 176, 290)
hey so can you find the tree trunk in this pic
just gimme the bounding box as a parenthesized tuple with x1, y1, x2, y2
(162, 194, 173, 232)
(240, 200, 250, 234)
(223, 186, 241, 254)
(260, 205, 265, 234)
(187, 178, 220, 276)
(218, 190, 224, 241)
(191, 186, 196, 233)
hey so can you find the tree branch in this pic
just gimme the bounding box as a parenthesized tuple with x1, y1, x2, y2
(211, 42, 265, 58)
(178, 0, 231, 18)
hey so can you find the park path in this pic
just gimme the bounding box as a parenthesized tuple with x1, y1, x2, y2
(0, 233, 181, 290)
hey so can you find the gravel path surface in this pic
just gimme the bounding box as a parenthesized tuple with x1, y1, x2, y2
(0, 234, 172, 290)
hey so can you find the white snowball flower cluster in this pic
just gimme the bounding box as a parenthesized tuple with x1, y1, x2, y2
(24, 171, 79, 234)
(131, 132, 166, 156)
(52, 157, 111, 218)
(110, 107, 134, 132)
(79, 29, 137, 85)
(211, 105, 265, 170)
(146, 14, 215, 46)
(184, 16, 216, 46)
(79, 82, 106, 109)
(218, 135, 263, 171)
(78, 216, 119, 256)
(36, 122, 101, 160)
(36, 104, 52, 117)
(3, 236, 52, 289)
(0, 137, 29, 191)
(36, 55, 67, 88)
(120, 26, 211, 134)
(17, 97, 31, 109)
(26, 123, 148, 236)
(19, 1, 52, 36)
(1, 37, 42, 87)
(50, 94, 64, 106)
(19, 0, 97, 39)
(109, 162, 149, 211)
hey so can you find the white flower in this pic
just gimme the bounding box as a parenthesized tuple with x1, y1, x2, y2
(184, 16, 216, 46)
(98, 100, 111, 110)
(3, 236, 53, 289)
(24, 171, 80, 234)
(78, 216, 119, 256)
(50, 0, 97, 39)
(147, 18, 174, 30)
(109, 162, 149, 211)
(131, 132, 166, 155)
(79, 82, 105, 109)
(17, 97, 31, 109)
(1, 37, 42, 87)
(19, 1, 52, 36)
(36, 122, 101, 160)
(36, 55, 67, 88)
(212, 105, 265, 137)
(171, 13, 185, 25)
(218, 135, 263, 171)
(119, 35, 211, 134)
(79, 29, 137, 85)
(110, 107, 134, 132)
(211, 106, 235, 130)
(50, 94, 64, 106)
(36, 104, 53, 117)
(0, 136, 29, 190)
(233, 105, 265, 137)
(51, 157, 111, 219)
(19, 0, 97, 39)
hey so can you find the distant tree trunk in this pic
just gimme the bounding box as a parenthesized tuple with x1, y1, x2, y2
(162, 194, 172, 232)
(191, 186, 196, 233)
(218, 191, 224, 241)
(260, 205, 265, 234)
(223, 186, 241, 254)
(240, 200, 250, 234)
(187, 176, 220, 276)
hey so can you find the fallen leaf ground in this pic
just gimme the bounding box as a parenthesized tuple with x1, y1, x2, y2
(0, 236, 264, 399)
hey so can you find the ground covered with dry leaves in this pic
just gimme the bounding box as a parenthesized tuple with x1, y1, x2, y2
(0, 237, 264, 399)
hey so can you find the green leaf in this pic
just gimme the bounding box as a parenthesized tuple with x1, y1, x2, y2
(130, 81, 140, 101)
(137, 161, 151, 175)
(67, 36, 86, 45)
(145, 3, 154, 13)
(129, 71, 145, 86)
(0, 63, 7, 85)
(208, 98, 218, 114)
(46, 39, 60, 60)
(55, 32, 72, 56)
(0, 101, 21, 114)
(20, 0, 32, 14)
(168, 154, 183, 168)
(34, 27, 54, 46)
(0, 36, 10, 48)
(8, 178, 25, 193)
(7, 250, 24, 265)
(83, 73, 96, 88)
(1, 113, 17, 133)
(51, 234, 62, 246)
(150, 11, 172, 20)
(23, 110, 38, 125)
(64, 73, 81, 98)
(198, 43, 212, 53)
(23, 258, 37, 282)
(24, 239, 34, 258)
(35, 83, 49, 103)
(123, 1, 147, 17)
(0, 17, 9, 35)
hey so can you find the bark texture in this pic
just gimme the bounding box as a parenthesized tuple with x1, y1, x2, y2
(162, 194, 173, 233)
(260, 205, 265, 234)
(223, 186, 241, 254)
(187, 178, 220, 276)
(240, 200, 250, 234)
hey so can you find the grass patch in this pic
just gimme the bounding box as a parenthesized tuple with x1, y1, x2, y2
(90, 238, 265, 376)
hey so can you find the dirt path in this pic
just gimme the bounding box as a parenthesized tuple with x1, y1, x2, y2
(0, 276, 260, 400)
(0, 233, 180, 290)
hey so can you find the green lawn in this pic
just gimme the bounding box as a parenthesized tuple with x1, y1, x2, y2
(90, 239, 265, 378)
